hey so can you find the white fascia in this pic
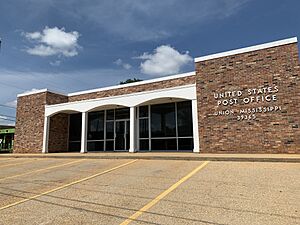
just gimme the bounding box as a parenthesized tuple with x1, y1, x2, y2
(68, 71, 196, 97)
(17, 89, 66, 98)
(194, 37, 298, 62)
(45, 84, 196, 117)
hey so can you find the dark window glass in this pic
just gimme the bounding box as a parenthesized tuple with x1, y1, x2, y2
(88, 111, 104, 140)
(115, 121, 125, 150)
(151, 139, 177, 151)
(87, 141, 104, 151)
(115, 108, 130, 120)
(178, 138, 193, 151)
(177, 101, 193, 137)
(139, 106, 148, 118)
(126, 120, 130, 150)
(106, 110, 114, 120)
(68, 141, 81, 152)
(69, 113, 82, 141)
(151, 103, 176, 137)
(106, 140, 114, 151)
(139, 118, 149, 138)
(140, 139, 149, 151)
(106, 121, 114, 139)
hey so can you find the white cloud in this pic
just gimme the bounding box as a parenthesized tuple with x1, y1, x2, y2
(114, 58, 132, 70)
(24, 31, 42, 40)
(23, 26, 80, 57)
(50, 60, 61, 66)
(5, 100, 17, 108)
(137, 45, 192, 76)
(71, 0, 251, 41)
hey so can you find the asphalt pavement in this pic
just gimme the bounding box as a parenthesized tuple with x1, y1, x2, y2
(0, 158, 299, 224)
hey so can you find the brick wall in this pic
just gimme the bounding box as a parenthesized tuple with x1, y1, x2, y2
(196, 43, 300, 153)
(48, 113, 69, 153)
(14, 93, 47, 153)
(68, 76, 195, 102)
(14, 41, 300, 154)
(14, 92, 68, 153)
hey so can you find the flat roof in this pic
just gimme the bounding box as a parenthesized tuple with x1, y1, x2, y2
(17, 88, 66, 98)
(194, 37, 298, 62)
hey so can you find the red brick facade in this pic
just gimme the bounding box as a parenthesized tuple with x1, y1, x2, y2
(14, 39, 300, 154)
(48, 113, 69, 153)
(14, 92, 68, 153)
(196, 43, 300, 153)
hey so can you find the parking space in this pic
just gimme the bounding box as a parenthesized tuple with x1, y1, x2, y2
(0, 158, 299, 225)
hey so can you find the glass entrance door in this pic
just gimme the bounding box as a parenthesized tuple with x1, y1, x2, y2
(115, 120, 129, 151)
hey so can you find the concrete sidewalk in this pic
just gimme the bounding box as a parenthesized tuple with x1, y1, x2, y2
(0, 152, 300, 163)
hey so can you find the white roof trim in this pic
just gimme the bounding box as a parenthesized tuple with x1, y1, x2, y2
(194, 37, 298, 62)
(46, 84, 196, 109)
(68, 71, 196, 97)
(17, 89, 66, 97)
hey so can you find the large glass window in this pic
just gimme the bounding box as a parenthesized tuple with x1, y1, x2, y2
(138, 101, 193, 151)
(178, 138, 193, 151)
(151, 139, 177, 151)
(88, 111, 104, 140)
(106, 121, 114, 139)
(177, 101, 193, 137)
(139, 106, 148, 118)
(87, 141, 104, 151)
(115, 108, 130, 120)
(139, 139, 149, 150)
(68, 107, 131, 152)
(139, 118, 149, 138)
(106, 110, 114, 120)
(151, 103, 176, 138)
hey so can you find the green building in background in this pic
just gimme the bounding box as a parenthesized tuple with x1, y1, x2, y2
(0, 126, 15, 152)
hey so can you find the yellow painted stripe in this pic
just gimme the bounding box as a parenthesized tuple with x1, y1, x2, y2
(120, 161, 210, 225)
(0, 159, 138, 211)
(0, 159, 85, 181)
(0, 158, 43, 168)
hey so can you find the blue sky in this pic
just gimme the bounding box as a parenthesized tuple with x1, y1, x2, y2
(0, 0, 299, 125)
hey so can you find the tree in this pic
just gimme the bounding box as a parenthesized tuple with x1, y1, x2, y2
(119, 78, 143, 85)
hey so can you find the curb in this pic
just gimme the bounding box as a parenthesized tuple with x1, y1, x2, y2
(1, 155, 299, 163)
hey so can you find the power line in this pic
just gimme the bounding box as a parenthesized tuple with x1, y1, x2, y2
(0, 118, 15, 122)
(0, 81, 28, 91)
(0, 114, 16, 119)
(0, 104, 16, 109)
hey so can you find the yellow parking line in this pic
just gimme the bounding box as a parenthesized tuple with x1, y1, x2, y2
(120, 161, 210, 225)
(0, 159, 138, 211)
(0, 158, 43, 168)
(0, 159, 85, 181)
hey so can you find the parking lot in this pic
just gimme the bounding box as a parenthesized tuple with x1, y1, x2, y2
(0, 157, 299, 225)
